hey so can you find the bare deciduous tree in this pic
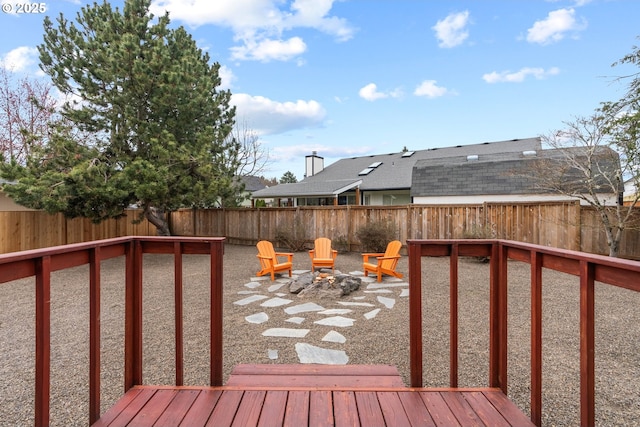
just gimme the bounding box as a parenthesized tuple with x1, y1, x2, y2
(0, 68, 58, 163)
(230, 119, 270, 177)
(534, 114, 638, 257)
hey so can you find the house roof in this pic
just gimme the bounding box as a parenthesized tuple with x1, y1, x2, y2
(411, 146, 620, 197)
(240, 176, 267, 192)
(252, 137, 542, 199)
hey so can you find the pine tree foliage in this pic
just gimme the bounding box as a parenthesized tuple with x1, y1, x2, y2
(1, 0, 238, 235)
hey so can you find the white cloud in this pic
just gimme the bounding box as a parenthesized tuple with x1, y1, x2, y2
(218, 65, 235, 90)
(150, 0, 355, 62)
(482, 67, 560, 83)
(358, 83, 402, 102)
(432, 11, 470, 48)
(526, 8, 587, 45)
(230, 36, 307, 62)
(413, 80, 449, 98)
(0, 46, 38, 72)
(231, 93, 326, 135)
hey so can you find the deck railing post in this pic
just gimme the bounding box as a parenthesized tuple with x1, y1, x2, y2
(174, 242, 184, 386)
(450, 243, 459, 388)
(125, 239, 143, 391)
(89, 247, 102, 424)
(34, 255, 51, 427)
(531, 250, 543, 427)
(408, 240, 423, 387)
(489, 241, 508, 392)
(579, 260, 595, 427)
(210, 239, 224, 386)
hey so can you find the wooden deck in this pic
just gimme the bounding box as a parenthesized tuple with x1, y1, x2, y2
(92, 364, 534, 427)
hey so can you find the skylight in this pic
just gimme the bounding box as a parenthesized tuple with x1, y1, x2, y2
(368, 161, 383, 168)
(359, 168, 374, 176)
(401, 151, 415, 157)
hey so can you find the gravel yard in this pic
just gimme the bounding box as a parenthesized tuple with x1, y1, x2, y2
(1, 243, 639, 426)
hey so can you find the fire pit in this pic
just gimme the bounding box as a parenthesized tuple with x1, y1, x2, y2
(288, 271, 361, 299)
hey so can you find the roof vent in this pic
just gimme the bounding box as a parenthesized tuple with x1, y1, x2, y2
(467, 155, 479, 161)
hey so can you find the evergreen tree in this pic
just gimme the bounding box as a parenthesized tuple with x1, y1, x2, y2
(1, 0, 238, 235)
(279, 171, 298, 184)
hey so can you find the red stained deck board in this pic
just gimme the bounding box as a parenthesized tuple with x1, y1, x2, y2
(179, 389, 221, 426)
(397, 391, 436, 427)
(354, 391, 386, 426)
(128, 389, 177, 426)
(440, 391, 485, 427)
(154, 389, 200, 427)
(377, 392, 412, 427)
(257, 390, 288, 427)
(419, 391, 462, 426)
(284, 390, 310, 427)
(332, 391, 359, 427)
(205, 389, 243, 427)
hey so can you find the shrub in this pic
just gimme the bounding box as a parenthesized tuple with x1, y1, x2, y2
(462, 224, 496, 263)
(462, 224, 496, 239)
(275, 218, 308, 251)
(356, 219, 397, 252)
(332, 234, 349, 253)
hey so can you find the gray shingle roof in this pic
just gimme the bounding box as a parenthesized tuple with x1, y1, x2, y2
(251, 138, 541, 198)
(411, 146, 620, 197)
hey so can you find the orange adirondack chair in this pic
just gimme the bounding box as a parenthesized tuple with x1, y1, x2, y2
(256, 240, 293, 280)
(308, 237, 338, 272)
(362, 240, 403, 282)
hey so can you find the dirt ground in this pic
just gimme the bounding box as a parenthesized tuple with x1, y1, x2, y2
(1, 243, 639, 426)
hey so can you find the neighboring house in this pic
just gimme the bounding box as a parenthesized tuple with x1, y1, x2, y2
(238, 176, 267, 207)
(0, 179, 34, 211)
(623, 177, 638, 205)
(251, 138, 542, 206)
(411, 146, 621, 205)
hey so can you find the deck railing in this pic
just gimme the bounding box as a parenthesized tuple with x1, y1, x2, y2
(0, 236, 225, 427)
(4, 237, 640, 426)
(407, 239, 640, 427)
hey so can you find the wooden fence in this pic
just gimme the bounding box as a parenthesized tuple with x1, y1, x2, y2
(0, 209, 155, 253)
(1, 202, 639, 259)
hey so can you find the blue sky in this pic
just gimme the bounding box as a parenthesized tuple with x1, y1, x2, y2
(1, 0, 638, 181)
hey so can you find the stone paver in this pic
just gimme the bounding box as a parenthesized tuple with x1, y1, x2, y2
(262, 328, 310, 338)
(337, 301, 374, 307)
(234, 294, 269, 306)
(318, 308, 353, 315)
(314, 316, 355, 327)
(284, 302, 325, 314)
(260, 297, 293, 307)
(268, 283, 287, 292)
(322, 331, 347, 343)
(295, 343, 349, 364)
(364, 308, 381, 319)
(244, 281, 262, 288)
(366, 282, 408, 289)
(245, 312, 269, 324)
(377, 296, 396, 309)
